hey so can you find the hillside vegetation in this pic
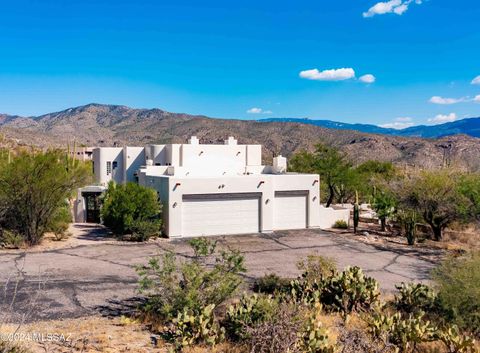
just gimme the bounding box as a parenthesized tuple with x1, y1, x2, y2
(2, 104, 480, 170)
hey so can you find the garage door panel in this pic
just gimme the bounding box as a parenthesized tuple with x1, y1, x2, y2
(274, 194, 307, 230)
(182, 194, 260, 237)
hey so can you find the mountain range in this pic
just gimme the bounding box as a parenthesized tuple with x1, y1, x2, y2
(1, 103, 480, 171)
(260, 117, 480, 138)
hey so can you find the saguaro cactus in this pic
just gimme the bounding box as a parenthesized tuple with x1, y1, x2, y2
(353, 190, 359, 234)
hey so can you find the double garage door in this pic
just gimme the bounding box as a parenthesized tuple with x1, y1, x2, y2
(181, 191, 308, 237)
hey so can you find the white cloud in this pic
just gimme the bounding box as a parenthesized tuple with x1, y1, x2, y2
(363, 0, 422, 18)
(428, 113, 457, 124)
(246, 107, 272, 114)
(472, 76, 480, 85)
(474, 95, 480, 103)
(429, 96, 466, 105)
(379, 117, 414, 129)
(359, 74, 376, 84)
(299, 68, 355, 81)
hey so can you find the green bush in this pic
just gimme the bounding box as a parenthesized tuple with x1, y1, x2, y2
(432, 251, 480, 336)
(0, 229, 24, 248)
(333, 219, 348, 229)
(297, 255, 337, 287)
(394, 282, 438, 314)
(225, 293, 278, 341)
(46, 204, 72, 240)
(136, 238, 246, 322)
(253, 273, 291, 294)
(101, 181, 162, 241)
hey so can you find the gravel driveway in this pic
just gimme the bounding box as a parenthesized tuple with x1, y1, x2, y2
(0, 224, 442, 323)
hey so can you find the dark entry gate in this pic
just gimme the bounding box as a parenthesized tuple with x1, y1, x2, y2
(83, 192, 101, 223)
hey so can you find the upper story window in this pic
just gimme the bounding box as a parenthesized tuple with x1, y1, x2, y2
(106, 161, 112, 175)
(112, 161, 118, 170)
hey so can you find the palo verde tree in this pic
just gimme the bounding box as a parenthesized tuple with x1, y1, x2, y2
(0, 149, 91, 246)
(393, 169, 471, 241)
(289, 144, 352, 207)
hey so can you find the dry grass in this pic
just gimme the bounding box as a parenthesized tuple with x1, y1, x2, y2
(2, 316, 166, 353)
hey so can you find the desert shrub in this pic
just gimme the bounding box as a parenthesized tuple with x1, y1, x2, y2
(0, 150, 91, 245)
(298, 303, 336, 353)
(101, 181, 162, 241)
(0, 229, 24, 248)
(46, 204, 72, 241)
(321, 266, 380, 320)
(244, 302, 301, 353)
(168, 304, 225, 351)
(297, 255, 337, 287)
(0, 341, 30, 353)
(253, 273, 291, 294)
(333, 219, 348, 229)
(394, 282, 438, 314)
(137, 238, 246, 322)
(224, 293, 278, 341)
(432, 251, 480, 336)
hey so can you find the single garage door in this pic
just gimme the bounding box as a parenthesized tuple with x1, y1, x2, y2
(273, 191, 308, 230)
(182, 193, 261, 237)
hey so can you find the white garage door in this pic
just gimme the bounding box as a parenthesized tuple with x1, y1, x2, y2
(182, 193, 261, 237)
(274, 192, 307, 230)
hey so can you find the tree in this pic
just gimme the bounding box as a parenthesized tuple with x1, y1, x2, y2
(457, 173, 480, 223)
(372, 190, 397, 231)
(392, 169, 470, 241)
(289, 144, 352, 207)
(0, 150, 91, 245)
(101, 181, 162, 241)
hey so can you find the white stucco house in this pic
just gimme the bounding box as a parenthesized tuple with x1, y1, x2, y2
(75, 136, 322, 238)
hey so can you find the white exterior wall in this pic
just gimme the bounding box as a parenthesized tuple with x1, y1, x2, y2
(141, 173, 320, 238)
(93, 147, 124, 186)
(123, 147, 145, 182)
(91, 136, 322, 238)
(318, 206, 350, 229)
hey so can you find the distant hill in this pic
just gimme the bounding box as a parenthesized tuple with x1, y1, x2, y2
(1, 103, 480, 171)
(260, 117, 480, 138)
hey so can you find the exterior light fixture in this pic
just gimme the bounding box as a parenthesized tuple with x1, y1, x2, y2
(173, 202, 177, 208)
(265, 199, 270, 204)
(313, 180, 319, 185)
(312, 196, 317, 202)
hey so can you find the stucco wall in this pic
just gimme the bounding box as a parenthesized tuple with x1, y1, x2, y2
(141, 173, 320, 237)
(93, 147, 124, 186)
(318, 205, 350, 229)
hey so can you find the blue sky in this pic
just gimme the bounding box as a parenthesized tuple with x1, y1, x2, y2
(0, 0, 479, 128)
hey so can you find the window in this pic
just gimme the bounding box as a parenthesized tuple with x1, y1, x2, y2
(112, 161, 118, 170)
(106, 161, 112, 175)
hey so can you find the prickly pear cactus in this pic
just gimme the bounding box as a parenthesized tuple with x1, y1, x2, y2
(171, 304, 224, 350)
(298, 303, 336, 353)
